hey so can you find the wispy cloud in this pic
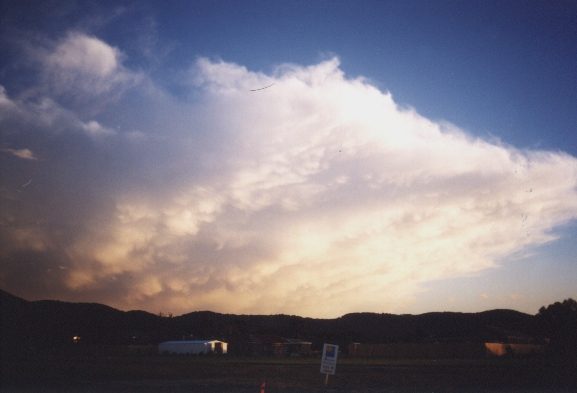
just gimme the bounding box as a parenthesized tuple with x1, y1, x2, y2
(0, 147, 37, 160)
(0, 83, 115, 139)
(1, 38, 577, 317)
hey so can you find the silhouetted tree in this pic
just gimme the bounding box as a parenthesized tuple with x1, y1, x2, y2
(537, 298, 577, 362)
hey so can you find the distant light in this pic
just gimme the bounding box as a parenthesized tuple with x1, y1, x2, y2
(72, 336, 81, 343)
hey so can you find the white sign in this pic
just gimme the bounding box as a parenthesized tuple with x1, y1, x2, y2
(320, 343, 339, 375)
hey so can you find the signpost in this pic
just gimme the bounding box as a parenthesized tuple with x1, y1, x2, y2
(320, 343, 339, 386)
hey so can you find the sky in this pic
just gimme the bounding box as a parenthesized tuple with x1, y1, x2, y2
(1, 0, 576, 318)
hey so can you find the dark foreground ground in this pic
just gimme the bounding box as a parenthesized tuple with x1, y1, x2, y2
(2, 354, 576, 393)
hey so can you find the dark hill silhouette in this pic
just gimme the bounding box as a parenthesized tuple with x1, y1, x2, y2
(0, 289, 554, 357)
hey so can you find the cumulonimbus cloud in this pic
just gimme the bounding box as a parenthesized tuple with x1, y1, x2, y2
(1, 40, 577, 317)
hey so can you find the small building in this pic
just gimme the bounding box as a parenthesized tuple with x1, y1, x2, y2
(158, 340, 228, 355)
(247, 335, 312, 357)
(272, 338, 313, 357)
(484, 342, 545, 357)
(347, 342, 547, 359)
(347, 342, 487, 359)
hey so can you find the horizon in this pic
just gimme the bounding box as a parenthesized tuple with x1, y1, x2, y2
(1, 1, 576, 318)
(3, 287, 569, 319)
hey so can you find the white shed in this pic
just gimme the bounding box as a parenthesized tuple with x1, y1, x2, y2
(158, 340, 228, 354)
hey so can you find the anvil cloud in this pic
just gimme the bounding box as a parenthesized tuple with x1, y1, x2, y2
(1, 33, 577, 317)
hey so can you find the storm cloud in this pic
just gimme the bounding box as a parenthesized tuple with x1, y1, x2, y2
(1, 33, 577, 317)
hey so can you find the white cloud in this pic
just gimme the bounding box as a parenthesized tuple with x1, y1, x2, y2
(0, 85, 16, 110)
(41, 32, 140, 98)
(2, 33, 576, 316)
(48, 33, 120, 77)
(81, 120, 115, 137)
(54, 57, 577, 317)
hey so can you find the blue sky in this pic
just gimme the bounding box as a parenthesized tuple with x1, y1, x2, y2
(139, 0, 577, 152)
(0, 0, 576, 317)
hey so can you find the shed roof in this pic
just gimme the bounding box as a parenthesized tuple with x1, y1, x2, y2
(160, 340, 225, 344)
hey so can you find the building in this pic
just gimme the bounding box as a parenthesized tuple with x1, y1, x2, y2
(347, 342, 547, 359)
(272, 338, 313, 357)
(247, 335, 312, 357)
(158, 340, 228, 355)
(348, 342, 486, 359)
(484, 342, 545, 357)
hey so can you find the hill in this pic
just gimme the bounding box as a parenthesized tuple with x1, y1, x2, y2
(1, 289, 549, 357)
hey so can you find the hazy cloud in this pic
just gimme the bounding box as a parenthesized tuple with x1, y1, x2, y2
(0, 83, 116, 140)
(0, 147, 37, 160)
(1, 41, 577, 317)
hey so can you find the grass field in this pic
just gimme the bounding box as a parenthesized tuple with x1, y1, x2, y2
(2, 354, 576, 392)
